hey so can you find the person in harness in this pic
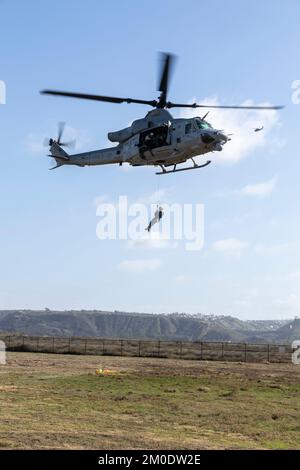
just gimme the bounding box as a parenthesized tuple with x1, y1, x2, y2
(146, 205, 164, 232)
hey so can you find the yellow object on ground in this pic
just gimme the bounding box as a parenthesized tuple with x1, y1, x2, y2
(95, 367, 116, 376)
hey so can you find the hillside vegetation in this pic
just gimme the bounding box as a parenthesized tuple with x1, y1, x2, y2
(0, 310, 298, 344)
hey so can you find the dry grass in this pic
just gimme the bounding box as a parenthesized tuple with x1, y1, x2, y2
(0, 352, 299, 449)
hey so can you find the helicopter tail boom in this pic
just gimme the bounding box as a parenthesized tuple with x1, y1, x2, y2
(49, 140, 69, 159)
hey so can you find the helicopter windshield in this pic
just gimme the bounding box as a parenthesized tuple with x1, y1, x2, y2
(195, 119, 212, 130)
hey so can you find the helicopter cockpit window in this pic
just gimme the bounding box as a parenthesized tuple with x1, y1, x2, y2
(185, 122, 192, 134)
(195, 119, 212, 130)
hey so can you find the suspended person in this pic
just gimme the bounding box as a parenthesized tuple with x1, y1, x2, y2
(146, 205, 164, 232)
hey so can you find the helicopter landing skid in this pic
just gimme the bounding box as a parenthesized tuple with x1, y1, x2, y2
(155, 159, 211, 175)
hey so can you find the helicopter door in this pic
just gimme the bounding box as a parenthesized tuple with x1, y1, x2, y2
(139, 124, 169, 151)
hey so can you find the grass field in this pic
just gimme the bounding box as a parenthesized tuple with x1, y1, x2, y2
(0, 352, 299, 449)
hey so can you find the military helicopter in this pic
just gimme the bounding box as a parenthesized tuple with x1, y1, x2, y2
(41, 53, 283, 175)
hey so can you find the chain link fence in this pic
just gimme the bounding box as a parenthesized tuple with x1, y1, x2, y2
(0, 334, 294, 363)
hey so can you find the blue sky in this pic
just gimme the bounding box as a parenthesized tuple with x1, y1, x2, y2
(0, 0, 299, 319)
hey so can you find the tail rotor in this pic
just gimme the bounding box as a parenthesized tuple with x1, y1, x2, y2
(44, 122, 73, 170)
(44, 122, 76, 148)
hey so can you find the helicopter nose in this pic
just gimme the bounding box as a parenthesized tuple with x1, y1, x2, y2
(215, 131, 228, 142)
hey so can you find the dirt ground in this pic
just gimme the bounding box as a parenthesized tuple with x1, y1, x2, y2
(0, 352, 299, 449)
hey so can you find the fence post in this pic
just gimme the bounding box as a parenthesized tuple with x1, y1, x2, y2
(84, 339, 87, 354)
(267, 344, 270, 362)
(36, 336, 39, 352)
(179, 341, 182, 359)
(138, 341, 141, 357)
(157, 341, 160, 358)
(221, 342, 224, 360)
(244, 343, 247, 362)
(200, 341, 203, 360)
(120, 339, 123, 356)
(68, 337, 71, 354)
(102, 339, 105, 355)
(52, 337, 55, 354)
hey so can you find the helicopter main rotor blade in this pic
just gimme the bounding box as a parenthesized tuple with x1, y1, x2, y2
(40, 90, 157, 107)
(158, 53, 174, 94)
(157, 53, 176, 108)
(166, 102, 284, 110)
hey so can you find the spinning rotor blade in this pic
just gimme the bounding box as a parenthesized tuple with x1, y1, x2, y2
(59, 139, 76, 148)
(166, 102, 284, 110)
(158, 53, 175, 94)
(45, 122, 76, 148)
(157, 53, 176, 108)
(40, 53, 284, 112)
(57, 121, 76, 147)
(57, 121, 65, 143)
(41, 90, 157, 107)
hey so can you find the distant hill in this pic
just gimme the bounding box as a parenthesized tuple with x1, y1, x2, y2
(270, 318, 300, 343)
(0, 310, 296, 344)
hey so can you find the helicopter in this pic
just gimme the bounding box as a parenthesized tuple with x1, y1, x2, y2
(41, 53, 283, 175)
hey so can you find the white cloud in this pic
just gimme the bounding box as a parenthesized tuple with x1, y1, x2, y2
(118, 162, 134, 172)
(212, 238, 249, 256)
(216, 177, 277, 198)
(61, 125, 92, 151)
(180, 97, 282, 163)
(26, 133, 45, 153)
(238, 177, 277, 197)
(254, 242, 300, 255)
(284, 271, 300, 282)
(118, 258, 162, 273)
(128, 232, 178, 250)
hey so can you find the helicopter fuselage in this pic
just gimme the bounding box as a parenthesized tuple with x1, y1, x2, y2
(49, 110, 229, 173)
